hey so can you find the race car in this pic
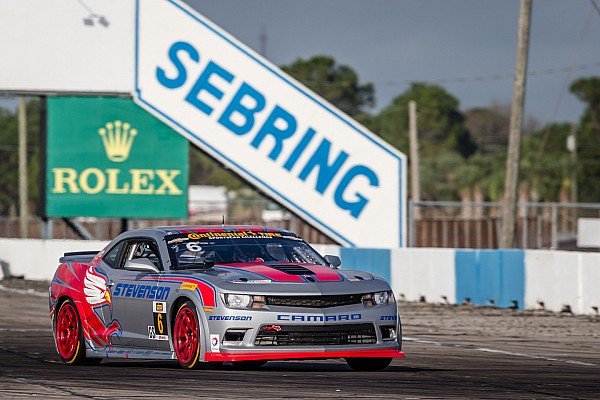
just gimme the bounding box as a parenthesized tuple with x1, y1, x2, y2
(49, 225, 405, 371)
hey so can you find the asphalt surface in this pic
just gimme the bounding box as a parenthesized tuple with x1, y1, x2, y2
(0, 279, 599, 399)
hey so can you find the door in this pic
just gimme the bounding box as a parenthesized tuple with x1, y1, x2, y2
(101, 238, 165, 349)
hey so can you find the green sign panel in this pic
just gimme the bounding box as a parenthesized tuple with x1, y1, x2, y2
(46, 97, 188, 218)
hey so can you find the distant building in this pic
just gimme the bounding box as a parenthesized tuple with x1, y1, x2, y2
(188, 186, 228, 222)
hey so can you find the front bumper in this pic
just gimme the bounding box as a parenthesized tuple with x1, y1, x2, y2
(202, 302, 404, 362)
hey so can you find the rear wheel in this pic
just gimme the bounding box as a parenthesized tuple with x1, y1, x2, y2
(345, 357, 392, 371)
(55, 299, 101, 365)
(174, 301, 202, 369)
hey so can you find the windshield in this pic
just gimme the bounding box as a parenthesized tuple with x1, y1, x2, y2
(165, 233, 328, 270)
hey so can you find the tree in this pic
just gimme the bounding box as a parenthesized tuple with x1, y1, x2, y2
(281, 56, 374, 122)
(569, 76, 600, 202)
(372, 83, 477, 159)
(465, 102, 539, 155)
(520, 123, 571, 202)
(188, 146, 246, 191)
(0, 99, 40, 216)
(570, 77, 600, 135)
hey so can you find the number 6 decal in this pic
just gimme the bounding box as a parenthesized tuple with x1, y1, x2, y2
(186, 242, 202, 252)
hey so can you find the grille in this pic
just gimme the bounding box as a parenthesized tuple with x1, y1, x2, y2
(266, 294, 363, 308)
(268, 264, 315, 275)
(255, 323, 376, 346)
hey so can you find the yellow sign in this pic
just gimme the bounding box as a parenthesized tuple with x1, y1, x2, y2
(46, 97, 188, 218)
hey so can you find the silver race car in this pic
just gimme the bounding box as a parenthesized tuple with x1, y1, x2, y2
(49, 226, 404, 371)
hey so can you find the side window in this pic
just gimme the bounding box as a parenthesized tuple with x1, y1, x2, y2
(103, 241, 126, 269)
(122, 239, 163, 271)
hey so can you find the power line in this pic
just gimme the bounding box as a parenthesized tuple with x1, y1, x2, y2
(590, 0, 600, 17)
(288, 62, 600, 88)
(378, 62, 600, 87)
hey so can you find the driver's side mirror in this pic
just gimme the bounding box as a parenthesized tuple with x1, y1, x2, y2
(124, 258, 160, 274)
(324, 255, 341, 269)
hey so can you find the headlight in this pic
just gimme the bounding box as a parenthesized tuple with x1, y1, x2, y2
(224, 294, 252, 308)
(222, 294, 266, 309)
(362, 291, 394, 307)
(373, 291, 391, 305)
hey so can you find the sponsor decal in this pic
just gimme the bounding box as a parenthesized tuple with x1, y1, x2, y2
(208, 315, 252, 321)
(148, 325, 156, 339)
(179, 282, 198, 291)
(168, 237, 189, 244)
(153, 301, 166, 313)
(81, 267, 122, 349)
(113, 283, 170, 300)
(380, 315, 397, 321)
(230, 279, 272, 283)
(149, 324, 168, 341)
(210, 334, 220, 352)
(187, 231, 282, 240)
(263, 325, 281, 332)
(277, 313, 362, 322)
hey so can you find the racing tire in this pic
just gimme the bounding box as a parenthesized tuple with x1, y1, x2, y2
(174, 300, 202, 369)
(345, 357, 393, 371)
(56, 298, 101, 365)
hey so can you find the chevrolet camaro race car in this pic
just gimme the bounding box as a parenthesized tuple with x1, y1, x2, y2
(49, 226, 405, 371)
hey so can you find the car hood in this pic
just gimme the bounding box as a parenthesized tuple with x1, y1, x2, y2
(171, 262, 390, 295)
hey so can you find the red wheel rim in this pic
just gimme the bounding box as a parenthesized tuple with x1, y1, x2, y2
(56, 303, 79, 360)
(174, 306, 199, 365)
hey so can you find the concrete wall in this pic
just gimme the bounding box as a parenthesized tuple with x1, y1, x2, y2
(1, 239, 598, 315)
(0, 239, 108, 281)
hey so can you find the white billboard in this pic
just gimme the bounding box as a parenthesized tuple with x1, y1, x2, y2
(0, 0, 134, 94)
(135, 0, 406, 248)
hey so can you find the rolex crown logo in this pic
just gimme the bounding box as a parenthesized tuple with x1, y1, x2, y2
(98, 120, 137, 162)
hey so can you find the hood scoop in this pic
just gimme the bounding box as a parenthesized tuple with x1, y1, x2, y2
(268, 264, 315, 275)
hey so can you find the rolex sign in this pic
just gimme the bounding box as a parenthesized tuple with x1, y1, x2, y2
(45, 97, 188, 218)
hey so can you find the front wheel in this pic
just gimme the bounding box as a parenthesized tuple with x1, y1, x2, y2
(345, 357, 392, 371)
(174, 301, 202, 369)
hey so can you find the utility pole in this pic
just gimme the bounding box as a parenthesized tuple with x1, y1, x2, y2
(408, 101, 421, 219)
(18, 96, 29, 238)
(259, 25, 267, 58)
(500, 0, 532, 248)
(567, 124, 578, 230)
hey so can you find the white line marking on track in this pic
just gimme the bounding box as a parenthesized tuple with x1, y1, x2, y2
(403, 336, 597, 367)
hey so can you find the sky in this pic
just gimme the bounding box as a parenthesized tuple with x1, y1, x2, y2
(183, 0, 600, 125)
(1, 0, 598, 126)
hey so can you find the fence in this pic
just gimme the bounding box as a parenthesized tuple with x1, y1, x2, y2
(408, 201, 600, 250)
(2, 200, 599, 250)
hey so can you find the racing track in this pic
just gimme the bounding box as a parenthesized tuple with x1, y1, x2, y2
(1, 281, 599, 399)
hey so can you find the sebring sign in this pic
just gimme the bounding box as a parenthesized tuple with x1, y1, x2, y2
(46, 97, 188, 218)
(135, 0, 406, 247)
